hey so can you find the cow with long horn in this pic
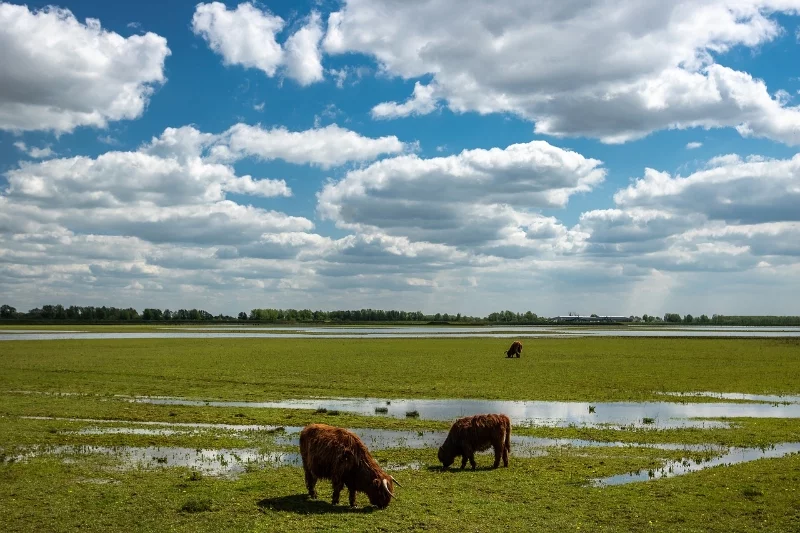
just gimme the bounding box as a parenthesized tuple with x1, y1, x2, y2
(299, 423, 400, 509)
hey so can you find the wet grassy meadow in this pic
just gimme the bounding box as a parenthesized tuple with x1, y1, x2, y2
(1, 330, 799, 532)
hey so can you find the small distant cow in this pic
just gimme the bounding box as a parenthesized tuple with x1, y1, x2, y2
(437, 414, 512, 470)
(299, 423, 401, 509)
(506, 340, 523, 358)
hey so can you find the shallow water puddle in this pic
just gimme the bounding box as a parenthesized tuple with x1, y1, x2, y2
(14, 445, 301, 475)
(592, 442, 800, 487)
(5, 433, 797, 487)
(124, 395, 800, 428)
(656, 391, 800, 404)
(8, 416, 799, 485)
(3, 325, 800, 340)
(22, 415, 293, 433)
(23, 416, 721, 453)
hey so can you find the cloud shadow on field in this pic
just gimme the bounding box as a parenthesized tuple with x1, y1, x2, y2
(257, 494, 376, 514)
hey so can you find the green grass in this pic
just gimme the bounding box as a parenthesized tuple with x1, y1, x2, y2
(1, 335, 799, 532)
(2, 337, 799, 401)
(1, 447, 799, 532)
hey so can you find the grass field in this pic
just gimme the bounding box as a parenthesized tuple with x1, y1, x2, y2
(1, 335, 799, 532)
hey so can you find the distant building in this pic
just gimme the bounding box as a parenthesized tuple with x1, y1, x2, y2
(552, 315, 633, 323)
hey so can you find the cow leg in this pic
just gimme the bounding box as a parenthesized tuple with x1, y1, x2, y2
(492, 439, 503, 469)
(502, 439, 510, 467)
(304, 469, 318, 499)
(460, 455, 468, 469)
(468, 452, 477, 470)
(331, 478, 345, 505)
(347, 484, 357, 507)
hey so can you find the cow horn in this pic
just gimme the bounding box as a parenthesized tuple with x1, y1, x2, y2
(390, 475, 402, 487)
(382, 478, 395, 498)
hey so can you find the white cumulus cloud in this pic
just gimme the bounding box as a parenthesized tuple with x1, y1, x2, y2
(212, 123, 408, 168)
(318, 140, 605, 257)
(371, 82, 439, 119)
(324, 0, 800, 144)
(285, 12, 325, 86)
(0, 3, 170, 133)
(192, 2, 284, 76)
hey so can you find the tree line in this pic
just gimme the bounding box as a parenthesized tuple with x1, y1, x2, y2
(0, 304, 544, 324)
(1, 304, 798, 326)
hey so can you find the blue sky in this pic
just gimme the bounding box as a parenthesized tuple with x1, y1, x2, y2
(2, 0, 800, 316)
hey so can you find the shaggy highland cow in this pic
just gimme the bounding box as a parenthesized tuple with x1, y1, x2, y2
(299, 423, 400, 509)
(506, 340, 523, 358)
(438, 414, 512, 470)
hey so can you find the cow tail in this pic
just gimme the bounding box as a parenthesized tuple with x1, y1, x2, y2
(504, 417, 511, 453)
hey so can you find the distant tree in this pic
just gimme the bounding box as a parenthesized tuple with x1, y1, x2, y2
(683, 314, 694, 323)
(142, 308, 163, 321)
(698, 314, 710, 324)
(0, 305, 17, 318)
(238, 312, 247, 320)
(664, 313, 682, 323)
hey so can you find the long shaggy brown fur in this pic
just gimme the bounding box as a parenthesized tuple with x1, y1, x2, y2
(437, 414, 512, 470)
(506, 340, 523, 358)
(299, 423, 397, 508)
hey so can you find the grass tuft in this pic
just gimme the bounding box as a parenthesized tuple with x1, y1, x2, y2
(180, 498, 212, 513)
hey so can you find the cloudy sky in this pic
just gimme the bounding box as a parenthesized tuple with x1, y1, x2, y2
(2, 0, 800, 317)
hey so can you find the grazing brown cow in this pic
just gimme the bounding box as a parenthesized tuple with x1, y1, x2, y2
(437, 414, 512, 470)
(299, 423, 400, 509)
(506, 340, 523, 358)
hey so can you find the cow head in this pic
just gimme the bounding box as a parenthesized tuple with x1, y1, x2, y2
(437, 444, 455, 469)
(366, 475, 397, 509)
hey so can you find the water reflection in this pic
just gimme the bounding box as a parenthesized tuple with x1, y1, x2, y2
(6, 445, 300, 475)
(3, 325, 800, 340)
(592, 442, 800, 486)
(125, 395, 800, 428)
(25, 416, 721, 453)
(656, 391, 800, 404)
(9, 416, 799, 485)
(6, 431, 797, 486)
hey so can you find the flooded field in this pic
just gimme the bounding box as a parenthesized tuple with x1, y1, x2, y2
(2, 334, 798, 531)
(656, 391, 800, 404)
(3, 444, 302, 476)
(6, 416, 798, 486)
(123, 394, 800, 429)
(3, 325, 800, 340)
(592, 442, 800, 486)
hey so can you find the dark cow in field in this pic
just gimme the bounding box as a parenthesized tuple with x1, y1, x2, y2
(437, 413, 512, 470)
(506, 340, 523, 358)
(299, 423, 401, 509)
